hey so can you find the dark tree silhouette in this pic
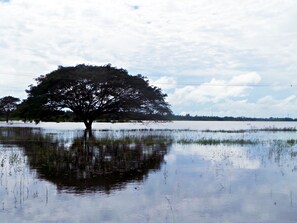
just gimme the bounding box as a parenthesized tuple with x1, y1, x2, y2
(17, 97, 65, 124)
(0, 96, 20, 123)
(24, 64, 172, 130)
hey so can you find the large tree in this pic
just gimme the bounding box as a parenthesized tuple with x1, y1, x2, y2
(0, 96, 20, 123)
(24, 64, 172, 130)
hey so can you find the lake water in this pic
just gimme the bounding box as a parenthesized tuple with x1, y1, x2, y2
(1, 121, 297, 223)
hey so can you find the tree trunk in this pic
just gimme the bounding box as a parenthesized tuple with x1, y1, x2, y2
(5, 113, 9, 123)
(84, 120, 93, 137)
(84, 120, 93, 130)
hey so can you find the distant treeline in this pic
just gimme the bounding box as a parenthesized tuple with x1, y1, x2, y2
(172, 114, 297, 122)
(1, 110, 297, 123)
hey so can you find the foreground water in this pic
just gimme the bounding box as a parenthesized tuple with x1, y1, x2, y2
(1, 121, 297, 222)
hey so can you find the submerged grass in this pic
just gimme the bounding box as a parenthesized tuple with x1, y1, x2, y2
(97, 127, 297, 133)
(286, 139, 297, 147)
(177, 138, 297, 147)
(92, 135, 174, 146)
(93, 128, 196, 132)
(202, 127, 297, 133)
(2, 126, 297, 147)
(177, 138, 258, 145)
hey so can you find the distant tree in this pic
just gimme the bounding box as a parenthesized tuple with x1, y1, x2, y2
(0, 96, 20, 123)
(24, 64, 172, 131)
(16, 98, 65, 124)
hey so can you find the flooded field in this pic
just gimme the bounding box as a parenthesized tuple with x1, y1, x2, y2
(1, 121, 297, 222)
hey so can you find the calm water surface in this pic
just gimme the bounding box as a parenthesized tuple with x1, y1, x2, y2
(0, 121, 297, 223)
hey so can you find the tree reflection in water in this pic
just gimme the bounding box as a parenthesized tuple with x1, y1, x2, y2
(0, 127, 173, 194)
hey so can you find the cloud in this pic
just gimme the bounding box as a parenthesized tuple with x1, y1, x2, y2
(213, 95, 297, 117)
(229, 72, 261, 85)
(257, 95, 297, 109)
(150, 76, 176, 90)
(0, 0, 297, 117)
(167, 72, 261, 105)
(177, 95, 297, 118)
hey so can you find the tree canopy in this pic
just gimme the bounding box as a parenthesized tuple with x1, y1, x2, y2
(0, 96, 20, 123)
(24, 64, 172, 130)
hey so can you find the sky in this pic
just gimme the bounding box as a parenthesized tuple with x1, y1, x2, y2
(1, 0, 297, 117)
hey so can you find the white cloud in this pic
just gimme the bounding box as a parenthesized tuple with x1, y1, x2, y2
(229, 72, 261, 85)
(0, 0, 297, 116)
(213, 95, 297, 117)
(150, 76, 176, 90)
(257, 95, 297, 109)
(168, 72, 261, 105)
(174, 93, 297, 118)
